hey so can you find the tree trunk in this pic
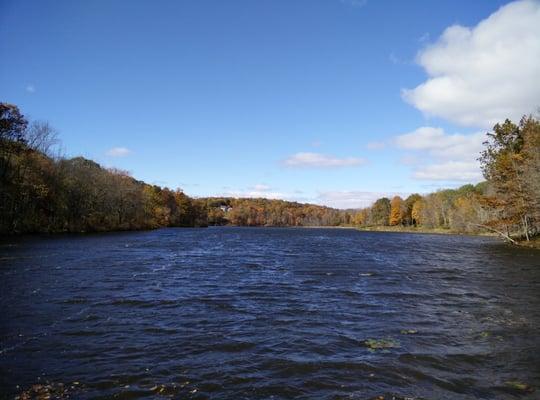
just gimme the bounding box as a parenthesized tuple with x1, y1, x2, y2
(471, 223, 517, 244)
(523, 215, 530, 241)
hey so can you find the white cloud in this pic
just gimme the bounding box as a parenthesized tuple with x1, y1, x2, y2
(25, 84, 35, 93)
(317, 190, 408, 209)
(403, 0, 540, 128)
(212, 188, 410, 209)
(412, 161, 483, 181)
(394, 127, 485, 161)
(393, 126, 485, 181)
(106, 147, 132, 157)
(283, 152, 366, 168)
(219, 185, 305, 201)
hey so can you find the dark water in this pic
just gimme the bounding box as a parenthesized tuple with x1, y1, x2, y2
(1, 227, 539, 399)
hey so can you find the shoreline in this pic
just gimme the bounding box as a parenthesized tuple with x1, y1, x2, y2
(2, 224, 538, 249)
(354, 225, 495, 237)
(354, 225, 540, 249)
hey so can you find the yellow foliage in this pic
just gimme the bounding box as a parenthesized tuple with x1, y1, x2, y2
(411, 200, 424, 225)
(389, 196, 404, 226)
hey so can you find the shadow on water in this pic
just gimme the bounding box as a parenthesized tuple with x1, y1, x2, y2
(1, 227, 539, 399)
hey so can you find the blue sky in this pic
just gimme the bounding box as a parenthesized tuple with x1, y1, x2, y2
(1, 0, 539, 208)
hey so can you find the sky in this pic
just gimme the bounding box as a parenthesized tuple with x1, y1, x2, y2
(1, 0, 539, 208)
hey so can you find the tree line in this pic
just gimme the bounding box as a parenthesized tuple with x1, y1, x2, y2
(202, 197, 348, 227)
(1, 102, 538, 242)
(350, 116, 540, 243)
(0, 103, 208, 233)
(0, 103, 349, 233)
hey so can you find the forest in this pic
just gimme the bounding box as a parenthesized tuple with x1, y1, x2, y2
(350, 116, 540, 243)
(1, 102, 539, 243)
(0, 103, 345, 233)
(0, 103, 208, 233)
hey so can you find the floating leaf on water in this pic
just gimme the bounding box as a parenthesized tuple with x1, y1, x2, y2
(364, 338, 400, 350)
(400, 329, 418, 335)
(504, 381, 534, 392)
(479, 331, 490, 338)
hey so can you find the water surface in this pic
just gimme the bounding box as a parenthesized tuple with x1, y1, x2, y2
(1, 227, 539, 399)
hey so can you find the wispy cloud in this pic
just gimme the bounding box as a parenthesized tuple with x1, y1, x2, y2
(252, 184, 271, 191)
(388, 52, 410, 65)
(412, 161, 482, 181)
(283, 152, 367, 168)
(393, 126, 485, 181)
(220, 187, 305, 202)
(25, 84, 36, 93)
(316, 190, 408, 209)
(106, 147, 132, 157)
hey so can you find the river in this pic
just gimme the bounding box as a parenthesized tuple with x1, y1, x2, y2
(1, 227, 539, 399)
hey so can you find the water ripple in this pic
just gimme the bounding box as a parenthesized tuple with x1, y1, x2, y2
(0, 227, 539, 399)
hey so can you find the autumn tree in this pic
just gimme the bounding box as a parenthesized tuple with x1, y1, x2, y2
(351, 208, 369, 226)
(1, 103, 29, 231)
(0, 103, 27, 144)
(25, 121, 61, 157)
(480, 116, 539, 240)
(370, 197, 391, 226)
(521, 117, 540, 227)
(411, 199, 424, 226)
(389, 196, 405, 226)
(404, 194, 422, 225)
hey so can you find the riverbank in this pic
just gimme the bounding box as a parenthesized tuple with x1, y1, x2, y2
(355, 225, 493, 236)
(3, 224, 539, 249)
(356, 225, 540, 249)
(515, 236, 540, 249)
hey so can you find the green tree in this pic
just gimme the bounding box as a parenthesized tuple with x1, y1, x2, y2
(370, 197, 391, 226)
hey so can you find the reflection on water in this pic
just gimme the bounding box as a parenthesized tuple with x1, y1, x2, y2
(0, 227, 539, 399)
